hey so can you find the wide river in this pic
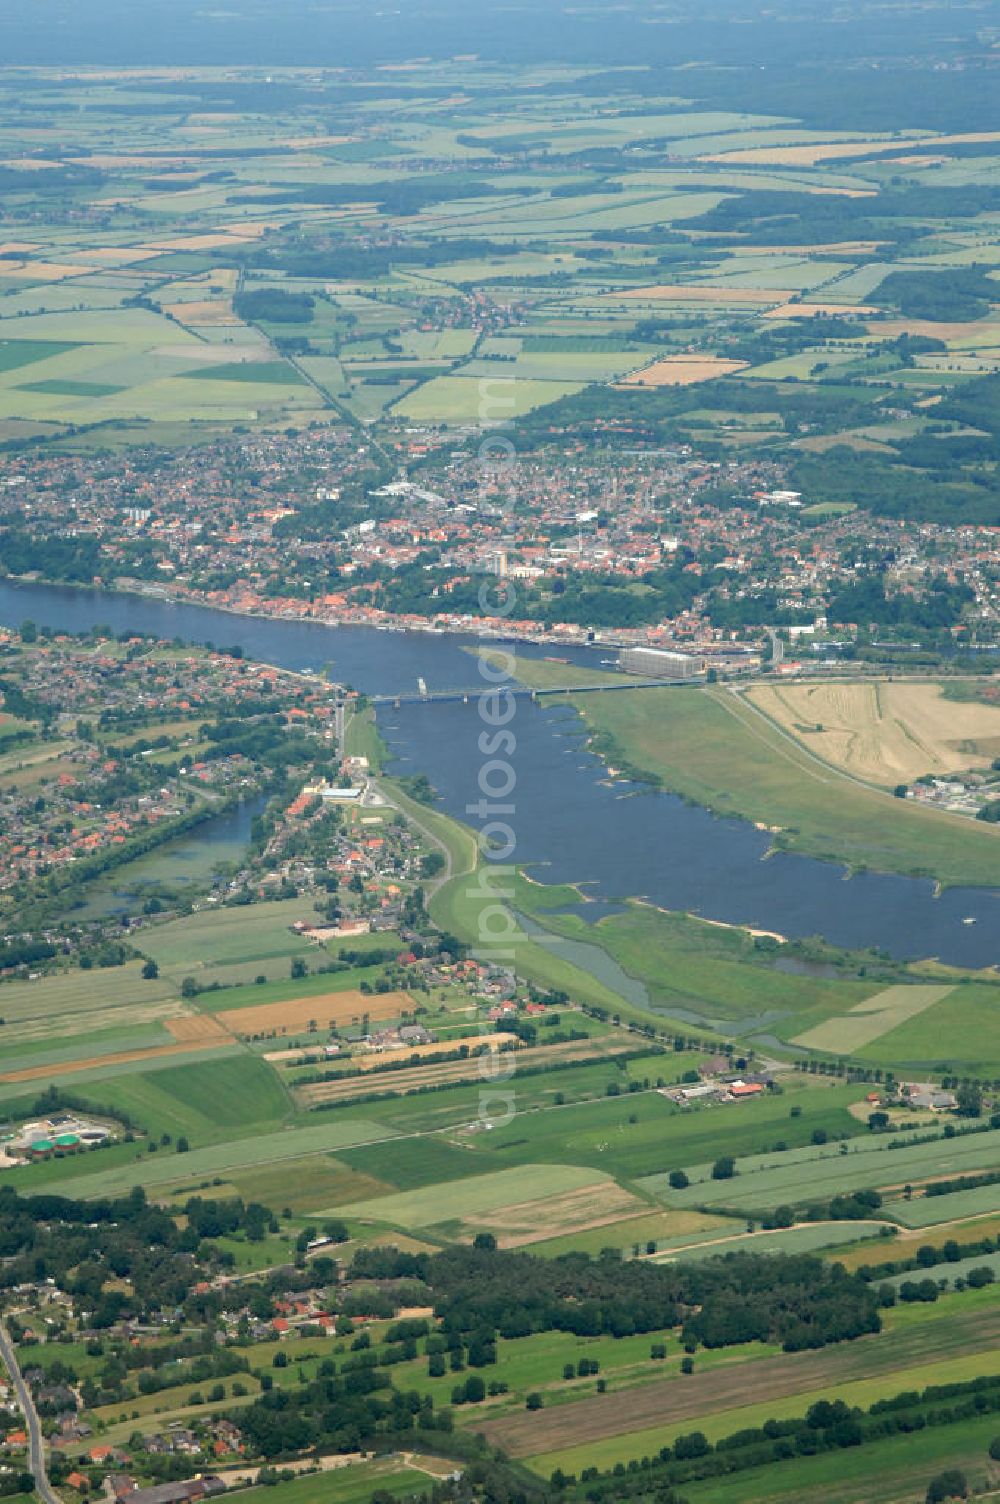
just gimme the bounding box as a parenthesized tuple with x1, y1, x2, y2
(2, 577, 998, 967)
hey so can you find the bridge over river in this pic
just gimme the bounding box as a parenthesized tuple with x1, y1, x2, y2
(368, 674, 703, 707)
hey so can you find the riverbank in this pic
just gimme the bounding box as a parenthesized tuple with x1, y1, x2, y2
(3, 575, 999, 967)
(495, 651, 1000, 892)
(10, 570, 594, 651)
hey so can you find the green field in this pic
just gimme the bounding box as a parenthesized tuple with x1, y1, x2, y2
(681, 1415, 1000, 1504)
(233, 1462, 432, 1504)
(14, 1116, 395, 1199)
(182, 360, 306, 384)
(137, 898, 315, 972)
(330, 1162, 622, 1229)
(855, 981, 1000, 1073)
(0, 338, 78, 373)
(530, 1338, 1000, 1475)
(393, 375, 584, 422)
(644, 1122, 1000, 1215)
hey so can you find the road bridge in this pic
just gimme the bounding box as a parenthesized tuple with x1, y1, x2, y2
(369, 675, 703, 708)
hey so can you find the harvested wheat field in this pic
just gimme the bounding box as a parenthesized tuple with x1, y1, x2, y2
(266, 1030, 516, 1068)
(702, 131, 1000, 167)
(748, 680, 1000, 785)
(0, 261, 92, 281)
(219, 988, 413, 1038)
(732, 242, 885, 256)
(869, 316, 1000, 344)
(765, 301, 878, 319)
(163, 299, 239, 325)
(140, 232, 258, 251)
(74, 246, 164, 263)
(166, 1013, 234, 1043)
(616, 356, 748, 387)
(358, 1031, 515, 1068)
(617, 284, 794, 304)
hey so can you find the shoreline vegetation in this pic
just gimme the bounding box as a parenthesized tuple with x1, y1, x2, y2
(344, 711, 1000, 1073)
(483, 651, 1000, 891)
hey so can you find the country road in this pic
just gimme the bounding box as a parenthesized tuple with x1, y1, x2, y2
(0, 1319, 62, 1504)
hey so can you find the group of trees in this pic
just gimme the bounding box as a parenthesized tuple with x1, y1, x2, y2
(0, 529, 103, 584)
(349, 1244, 881, 1353)
(236, 1369, 453, 1458)
(0, 1184, 277, 1318)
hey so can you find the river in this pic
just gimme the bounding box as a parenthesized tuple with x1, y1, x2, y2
(1, 577, 998, 967)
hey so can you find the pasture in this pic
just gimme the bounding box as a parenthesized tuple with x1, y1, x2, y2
(0, 961, 175, 1023)
(393, 375, 584, 423)
(137, 898, 315, 971)
(856, 980, 1000, 1074)
(199, 1152, 393, 1216)
(650, 1219, 890, 1263)
(792, 982, 955, 1054)
(232, 1462, 432, 1504)
(681, 1414, 1000, 1504)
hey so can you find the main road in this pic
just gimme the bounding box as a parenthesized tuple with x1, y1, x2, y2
(0, 1318, 61, 1504)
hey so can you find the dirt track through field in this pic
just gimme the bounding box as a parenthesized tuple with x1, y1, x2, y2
(480, 1304, 1000, 1457)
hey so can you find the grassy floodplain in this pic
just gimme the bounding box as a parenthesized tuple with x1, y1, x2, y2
(493, 655, 1000, 888)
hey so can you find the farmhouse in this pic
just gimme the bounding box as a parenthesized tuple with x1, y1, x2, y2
(909, 1088, 959, 1111)
(120, 1478, 226, 1504)
(664, 1082, 722, 1103)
